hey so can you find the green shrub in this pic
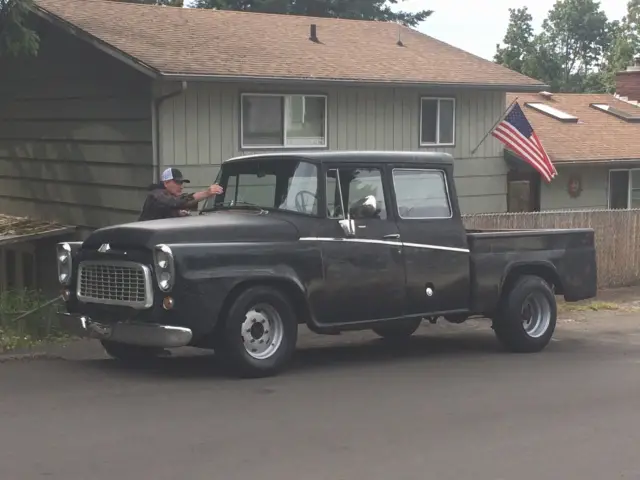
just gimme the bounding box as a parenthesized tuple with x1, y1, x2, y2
(0, 289, 72, 353)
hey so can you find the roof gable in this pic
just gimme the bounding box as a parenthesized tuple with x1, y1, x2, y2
(35, 0, 544, 89)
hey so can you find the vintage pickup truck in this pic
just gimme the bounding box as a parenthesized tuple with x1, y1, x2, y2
(57, 151, 597, 377)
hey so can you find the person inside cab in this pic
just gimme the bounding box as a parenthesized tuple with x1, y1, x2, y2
(138, 167, 223, 221)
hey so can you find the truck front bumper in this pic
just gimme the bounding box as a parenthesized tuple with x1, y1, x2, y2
(58, 312, 193, 348)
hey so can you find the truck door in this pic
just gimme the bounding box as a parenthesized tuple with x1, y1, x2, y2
(307, 164, 407, 325)
(390, 167, 471, 315)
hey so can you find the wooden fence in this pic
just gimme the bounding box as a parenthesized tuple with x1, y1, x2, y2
(463, 209, 640, 290)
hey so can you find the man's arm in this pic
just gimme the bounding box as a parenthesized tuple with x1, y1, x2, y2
(152, 185, 223, 210)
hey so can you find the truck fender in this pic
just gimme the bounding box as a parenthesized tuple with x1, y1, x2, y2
(216, 265, 311, 325)
(500, 261, 563, 296)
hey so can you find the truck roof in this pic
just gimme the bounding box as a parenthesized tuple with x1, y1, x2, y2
(224, 151, 454, 166)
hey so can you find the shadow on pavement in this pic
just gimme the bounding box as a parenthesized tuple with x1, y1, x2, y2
(70, 331, 514, 380)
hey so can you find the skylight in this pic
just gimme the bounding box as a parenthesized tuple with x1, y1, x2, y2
(524, 102, 579, 122)
(590, 103, 640, 123)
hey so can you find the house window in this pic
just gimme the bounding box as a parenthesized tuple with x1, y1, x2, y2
(241, 94, 327, 148)
(609, 169, 640, 209)
(420, 97, 455, 146)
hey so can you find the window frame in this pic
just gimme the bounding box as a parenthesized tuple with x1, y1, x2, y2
(608, 168, 640, 210)
(419, 97, 456, 147)
(240, 92, 328, 150)
(391, 167, 453, 220)
(209, 158, 323, 218)
(324, 165, 389, 221)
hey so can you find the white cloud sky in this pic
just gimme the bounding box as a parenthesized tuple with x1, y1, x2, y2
(401, 0, 627, 60)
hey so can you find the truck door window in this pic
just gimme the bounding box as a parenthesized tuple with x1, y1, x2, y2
(326, 167, 387, 220)
(392, 169, 452, 219)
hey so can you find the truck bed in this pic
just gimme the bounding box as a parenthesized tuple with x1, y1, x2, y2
(466, 227, 597, 314)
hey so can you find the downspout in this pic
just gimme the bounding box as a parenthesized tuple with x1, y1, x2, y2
(151, 81, 188, 182)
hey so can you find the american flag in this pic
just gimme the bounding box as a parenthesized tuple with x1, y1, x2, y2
(492, 102, 557, 183)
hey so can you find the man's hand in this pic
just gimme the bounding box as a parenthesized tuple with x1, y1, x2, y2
(192, 184, 224, 203)
(208, 184, 224, 196)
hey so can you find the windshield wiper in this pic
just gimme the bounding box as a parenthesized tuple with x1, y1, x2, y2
(201, 201, 268, 214)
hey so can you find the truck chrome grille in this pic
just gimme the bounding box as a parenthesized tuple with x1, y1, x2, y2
(77, 260, 153, 309)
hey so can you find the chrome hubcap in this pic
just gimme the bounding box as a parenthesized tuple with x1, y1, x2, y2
(241, 303, 284, 360)
(521, 292, 552, 338)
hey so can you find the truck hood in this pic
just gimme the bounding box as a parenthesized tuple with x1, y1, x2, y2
(82, 211, 300, 249)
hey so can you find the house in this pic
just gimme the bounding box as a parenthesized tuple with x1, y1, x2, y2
(0, 0, 545, 239)
(504, 88, 640, 212)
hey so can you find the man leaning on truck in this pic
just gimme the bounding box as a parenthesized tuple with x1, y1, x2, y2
(138, 167, 224, 221)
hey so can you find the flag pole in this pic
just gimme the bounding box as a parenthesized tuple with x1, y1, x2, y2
(470, 96, 519, 156)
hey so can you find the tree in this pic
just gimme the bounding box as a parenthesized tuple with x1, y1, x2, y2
(599, 19, 636, 91)
(494, 7, 565, 90)
(193, 0, 433, 27)
(494, 0, 617, 93)
(494, 7, 535, 74)
(0, 0, 39, 57)
(542, 0, 609, 88)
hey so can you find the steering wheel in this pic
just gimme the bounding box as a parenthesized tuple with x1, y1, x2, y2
(294, 190, 318, 214)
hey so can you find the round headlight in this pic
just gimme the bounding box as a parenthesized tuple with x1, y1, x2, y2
(156, 253, 170, 269)
(154, 244, 175, 292)
(56, 243, 73, 286)
(159, 272, 171, 290)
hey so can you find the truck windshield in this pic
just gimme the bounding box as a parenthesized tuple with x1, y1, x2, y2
(203, 158, 320, 216)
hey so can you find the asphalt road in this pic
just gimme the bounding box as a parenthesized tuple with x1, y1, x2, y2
(1, 313, 640, 480)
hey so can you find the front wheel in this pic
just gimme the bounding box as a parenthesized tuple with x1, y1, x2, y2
(215, 286, 298, 378)
(493, 275, 557, 353)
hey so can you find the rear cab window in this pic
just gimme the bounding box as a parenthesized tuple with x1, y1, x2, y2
(391, 168, 452, 219)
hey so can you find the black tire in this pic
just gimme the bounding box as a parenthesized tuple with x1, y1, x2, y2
(215, 285, 298, 378)
(493, 275, 557, 353)
(101, 340, 164, 363)
(372, 318, 422, 341)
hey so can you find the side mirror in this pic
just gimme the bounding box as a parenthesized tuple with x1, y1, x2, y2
(349, 195, 378, 219)
(339, 218, 356, 237)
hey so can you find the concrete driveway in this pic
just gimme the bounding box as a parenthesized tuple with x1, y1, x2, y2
(1, 308, 639, 480)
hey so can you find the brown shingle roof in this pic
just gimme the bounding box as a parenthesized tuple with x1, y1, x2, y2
(506, 92, 640, 164)
(35, 0, 544, 88)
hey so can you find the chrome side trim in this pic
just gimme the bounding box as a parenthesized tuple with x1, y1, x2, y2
(76, 260, 154, 310)
(299, 237, 470, 253)
(402, 241, 470, 253)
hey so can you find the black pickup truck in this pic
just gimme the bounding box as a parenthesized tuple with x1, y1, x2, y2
(57, 152, 597, 377)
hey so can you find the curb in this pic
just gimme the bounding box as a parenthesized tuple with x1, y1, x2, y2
(0, 351, 63, 363)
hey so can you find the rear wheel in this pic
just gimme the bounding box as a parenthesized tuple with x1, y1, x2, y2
(493, 275, 557, 353)
(215, 286, 298, 378)
(372, 318, 422, 341)
(101, 340, 165, 363)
